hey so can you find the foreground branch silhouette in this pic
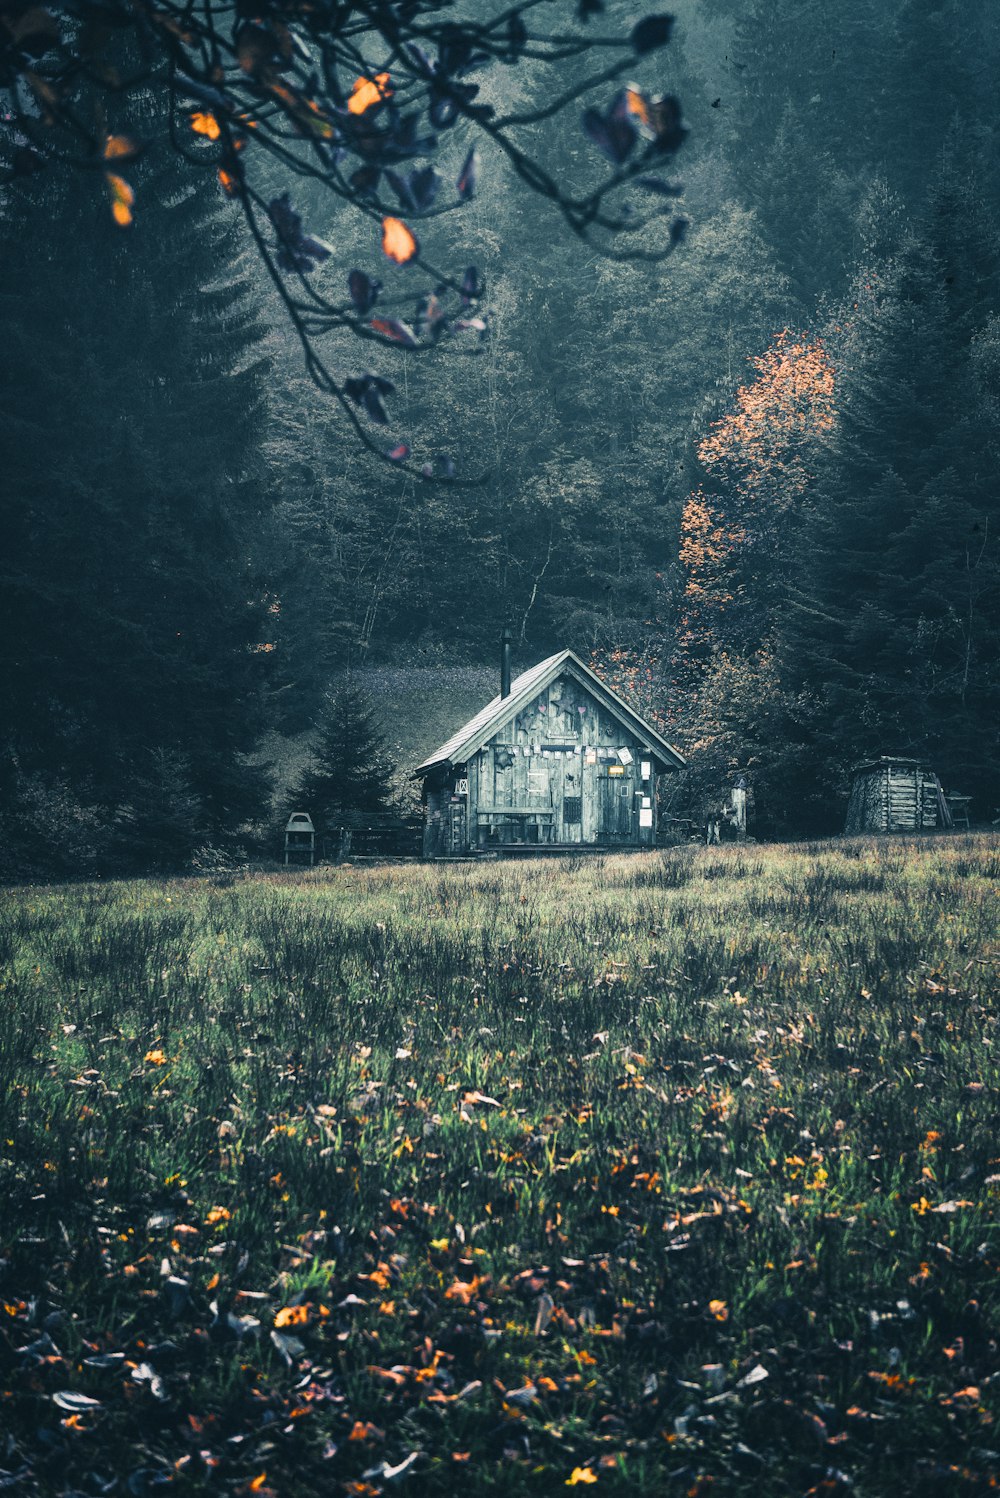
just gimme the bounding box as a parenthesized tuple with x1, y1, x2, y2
(1, 0, 689, 469)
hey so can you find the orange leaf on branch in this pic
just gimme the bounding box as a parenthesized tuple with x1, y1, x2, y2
(348, 72, 392, 115)
(190, 111, 221, 140)
(103, 134, 137, 161)
(106, 172, 134, 227)
(381, 216, 418, 265)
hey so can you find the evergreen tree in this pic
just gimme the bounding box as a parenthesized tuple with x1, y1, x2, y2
(289, 686, 397, 832)
(0, 109, 276, 864)
(780, 196, 1000, 823)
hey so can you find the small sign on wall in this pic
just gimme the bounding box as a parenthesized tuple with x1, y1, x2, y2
(639, 808, 654, 828)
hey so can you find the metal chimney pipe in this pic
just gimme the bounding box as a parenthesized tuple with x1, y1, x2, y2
(500, 627, 512, 699)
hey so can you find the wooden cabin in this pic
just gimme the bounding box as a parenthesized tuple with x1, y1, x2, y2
(414, 640, 685, 858)
(844, 757, 953, 834)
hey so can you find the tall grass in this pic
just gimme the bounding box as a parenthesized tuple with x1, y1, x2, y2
(1, 836, 998, 1495)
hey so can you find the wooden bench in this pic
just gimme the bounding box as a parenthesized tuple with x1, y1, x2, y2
(476, 808, 556, 845)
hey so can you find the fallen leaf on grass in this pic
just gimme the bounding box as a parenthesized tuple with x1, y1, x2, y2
(131, 1362, 168, 1400)
(83, 1352, 125, 1370)
(500, 1382, 538, 1409)
(349, 1420, 385, 1442)
(444, 1275, 484, 1305)
(365, 1452, 420, 1481)
(271, 1328, 306, 1365)
(274, 1304, 309, 1327)
(52, 1391, 101, 1411)
(533, 1291, 556, 1335)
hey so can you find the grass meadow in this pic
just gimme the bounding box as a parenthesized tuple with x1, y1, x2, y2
(1, 837, 999, 1496)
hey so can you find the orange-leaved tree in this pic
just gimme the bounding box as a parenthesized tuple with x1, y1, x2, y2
(676, 329, 836, 680)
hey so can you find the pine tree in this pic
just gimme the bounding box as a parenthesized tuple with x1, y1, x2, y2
(780, 198, 1000, 821)
(0, 108, 276, 862)
(289, 686, 397, 833)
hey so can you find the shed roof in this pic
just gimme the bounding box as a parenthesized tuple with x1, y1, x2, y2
(413, 649, 686, 776)
(852, 756, 930, 775)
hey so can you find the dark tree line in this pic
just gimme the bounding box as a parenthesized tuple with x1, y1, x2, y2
(2, 0, 1000, 870)
(0, 121, 279, 872)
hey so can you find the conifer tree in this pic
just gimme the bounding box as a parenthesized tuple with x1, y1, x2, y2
(289, 686, 396, 833)
(781, 199, 1000, 820)
(0, 110, 276, 863)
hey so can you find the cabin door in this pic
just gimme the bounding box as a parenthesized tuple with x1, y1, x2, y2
(560, 758, 583, 843)
(598, 768, 634, 842)
(447, 797, 467, 855)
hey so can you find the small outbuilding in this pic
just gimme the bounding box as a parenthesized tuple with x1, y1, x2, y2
(414, 637, 685, 858)
(844, 757, 953, 834)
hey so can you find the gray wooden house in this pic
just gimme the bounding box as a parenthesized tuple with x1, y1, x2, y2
(844, 756, 954, 834)
(414, 639, 685, 857)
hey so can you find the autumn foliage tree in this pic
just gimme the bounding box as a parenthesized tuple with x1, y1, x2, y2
(676, 330, 836, 679)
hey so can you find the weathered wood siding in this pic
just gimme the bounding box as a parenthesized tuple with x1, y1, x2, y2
(465, 669, 658, 849)
(845, 760, 943, 834)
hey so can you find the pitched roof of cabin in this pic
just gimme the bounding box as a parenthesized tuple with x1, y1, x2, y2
(413, 649, 686, 775)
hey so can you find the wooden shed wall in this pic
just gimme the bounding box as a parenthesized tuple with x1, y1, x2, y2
(424, 669, 666, 854)
(845, 762, 941, 833)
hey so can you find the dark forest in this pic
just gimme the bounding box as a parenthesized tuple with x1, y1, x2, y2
(3, 0, 1000, 870)
(3, 11, 1000, 1496)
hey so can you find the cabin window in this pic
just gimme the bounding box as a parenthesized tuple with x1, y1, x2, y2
(564, 796, 582, 824)
(528, 762, 548, 793)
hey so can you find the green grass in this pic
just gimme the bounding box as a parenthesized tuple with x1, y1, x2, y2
(2, 837, 999, 1496)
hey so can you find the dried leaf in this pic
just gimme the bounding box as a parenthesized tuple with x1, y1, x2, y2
(371, 317, 420, 349)
(190, 111, 221, 140)
(52, 1391, 101, 1412)
(457, 147, 479, 200)
(348, 72, 392, 115)
(381, 217, 419, 265)
(631, 14, 675, 54)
